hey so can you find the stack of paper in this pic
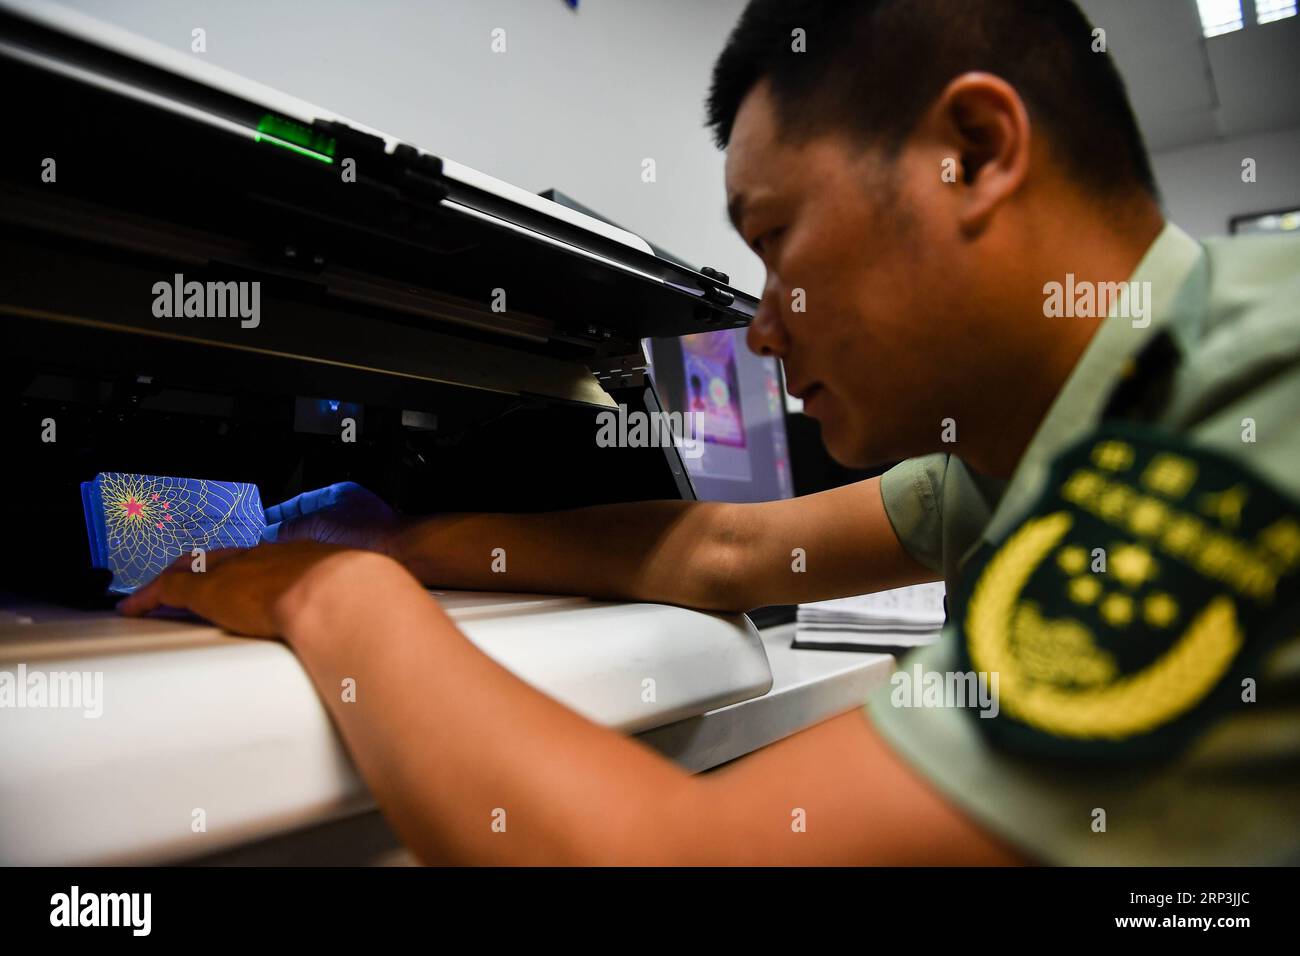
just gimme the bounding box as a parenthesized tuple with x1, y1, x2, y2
(82, 472, 265, 593)
(794, 582, 946, 651)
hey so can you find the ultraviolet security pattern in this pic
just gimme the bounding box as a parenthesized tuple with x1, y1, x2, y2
(82, 473, 266, 593)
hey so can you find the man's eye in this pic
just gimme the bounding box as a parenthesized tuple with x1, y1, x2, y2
(752, 227, 785, 254)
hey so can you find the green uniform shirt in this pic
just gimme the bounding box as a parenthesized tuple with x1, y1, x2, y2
(868, 223, 1300, 865)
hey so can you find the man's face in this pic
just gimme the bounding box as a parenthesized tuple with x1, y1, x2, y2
(725, 83, 985, 468)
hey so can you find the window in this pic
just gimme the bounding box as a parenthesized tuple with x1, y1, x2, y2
(1255, 0, 1298, 24)
(1230, 209, 1300, 235)
(1197, 0, 1245, 36)
(1197, 0, 1297, 36)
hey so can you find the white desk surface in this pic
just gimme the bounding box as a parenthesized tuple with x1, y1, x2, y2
(0, 593, 773, 865)
(637, 624, 895, 771)
(195, 624, 899, 865)
(1, 603, 902, 865)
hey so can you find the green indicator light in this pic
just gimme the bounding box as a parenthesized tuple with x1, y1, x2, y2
(254, 114, 336, 164)
(254, 132, 334, 163)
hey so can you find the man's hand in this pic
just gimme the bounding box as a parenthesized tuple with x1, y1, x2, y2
(262, 482, 400, 553)
(117, 541, 410, 639)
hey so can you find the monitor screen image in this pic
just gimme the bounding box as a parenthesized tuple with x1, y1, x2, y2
(682, 331, 748, 452)
(646, 329, 794, 503)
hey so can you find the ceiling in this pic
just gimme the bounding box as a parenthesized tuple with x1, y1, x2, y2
(1078, 0, 1300, 152)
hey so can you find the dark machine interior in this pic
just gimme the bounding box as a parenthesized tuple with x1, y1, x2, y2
(0, 10, 723, 609)
(2, 354, 681, 608)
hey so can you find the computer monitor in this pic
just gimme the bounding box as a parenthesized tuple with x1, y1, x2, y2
(645, 330, 794, 503)
(533, 191, 794, 504)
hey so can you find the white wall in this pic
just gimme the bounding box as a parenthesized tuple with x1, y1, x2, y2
(43, 0, 1300, 280)
(51, 0, 766, 294)
(1151, 125, 1300, 238)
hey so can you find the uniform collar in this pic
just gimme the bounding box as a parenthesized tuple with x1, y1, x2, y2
(970, 222, 1205, 559)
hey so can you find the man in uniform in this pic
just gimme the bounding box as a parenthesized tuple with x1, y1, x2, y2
(123, 0, 1300, 864)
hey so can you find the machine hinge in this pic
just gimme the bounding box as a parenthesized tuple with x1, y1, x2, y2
(587, 344, 649, 391)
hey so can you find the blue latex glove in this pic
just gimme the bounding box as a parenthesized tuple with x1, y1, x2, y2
(263, 481, 398, 553)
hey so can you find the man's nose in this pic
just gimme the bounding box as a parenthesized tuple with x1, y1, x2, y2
(746, 275, 791, 358)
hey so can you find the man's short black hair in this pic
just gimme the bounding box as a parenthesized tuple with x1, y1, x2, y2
(707, 0, 1158, 199)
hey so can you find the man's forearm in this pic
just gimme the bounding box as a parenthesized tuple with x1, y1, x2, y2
(384, 477, 935, 613)
(386, 500, 746, 610)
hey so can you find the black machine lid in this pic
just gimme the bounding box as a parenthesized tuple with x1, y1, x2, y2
(0, 0, 756, 349)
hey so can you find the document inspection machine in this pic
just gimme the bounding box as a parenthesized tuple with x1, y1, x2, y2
(0, 2, 774, 863)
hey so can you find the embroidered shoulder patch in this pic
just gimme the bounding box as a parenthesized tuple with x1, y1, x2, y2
(954, 422, 1300, 761)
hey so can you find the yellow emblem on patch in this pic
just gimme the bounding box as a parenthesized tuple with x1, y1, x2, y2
(954, 423, 1300, 760)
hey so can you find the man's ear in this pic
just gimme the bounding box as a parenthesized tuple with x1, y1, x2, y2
(932, 72, 1032, 236)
